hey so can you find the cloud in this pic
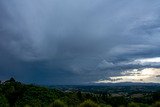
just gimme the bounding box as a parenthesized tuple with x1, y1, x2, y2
(96, 68, 160, 83)
(98, 56, 160, 69)
(134, 57, 160, 65)
(1, 0, 160, 84)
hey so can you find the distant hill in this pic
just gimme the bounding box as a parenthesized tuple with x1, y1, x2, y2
(91, 82, 160, 86)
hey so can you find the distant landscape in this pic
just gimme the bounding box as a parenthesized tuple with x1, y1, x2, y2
(1, 78, 160, 107)
(1, 0, 160, 107)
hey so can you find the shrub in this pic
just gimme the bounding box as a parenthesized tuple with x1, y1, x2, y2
(24, 105, 31, 107)
(128, 102, 139, 107)
(51, 100, 67, 107)
(138, 103, 149, 107)
(119, 105, 125, 107)
(79, 99, 99, 107)
(99, 103, 112, 107)
(152, 101, 160, 107)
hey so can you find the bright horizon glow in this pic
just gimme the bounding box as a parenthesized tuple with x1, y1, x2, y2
(134, 57, 160, 64)
(95, 68, 160, 83)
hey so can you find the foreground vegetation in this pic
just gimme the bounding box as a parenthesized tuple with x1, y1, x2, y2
(1, 78, 160, 107)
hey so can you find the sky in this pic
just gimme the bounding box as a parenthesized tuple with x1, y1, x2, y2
(1, 0, 160, 85)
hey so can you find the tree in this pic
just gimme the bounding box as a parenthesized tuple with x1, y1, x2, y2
(9, 77, 15, 82)
(0, 95, 9, 107)
(5, 77, 16, 83)
(77, 91, 83, 101)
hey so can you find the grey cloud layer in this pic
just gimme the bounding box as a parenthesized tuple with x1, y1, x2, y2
(0, 0, 160, 84)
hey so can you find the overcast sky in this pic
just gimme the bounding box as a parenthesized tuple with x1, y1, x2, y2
(1, 0, 160, 84)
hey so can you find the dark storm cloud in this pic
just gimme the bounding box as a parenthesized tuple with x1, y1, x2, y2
(1, 0, 160, 84)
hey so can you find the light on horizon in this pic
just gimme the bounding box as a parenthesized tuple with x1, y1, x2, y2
(95, 68, 160, 83)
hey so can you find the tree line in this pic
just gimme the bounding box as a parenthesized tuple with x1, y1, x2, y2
(1, 78, 160, 107)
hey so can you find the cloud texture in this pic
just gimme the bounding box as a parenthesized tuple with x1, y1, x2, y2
(1, 0, 160, 84)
